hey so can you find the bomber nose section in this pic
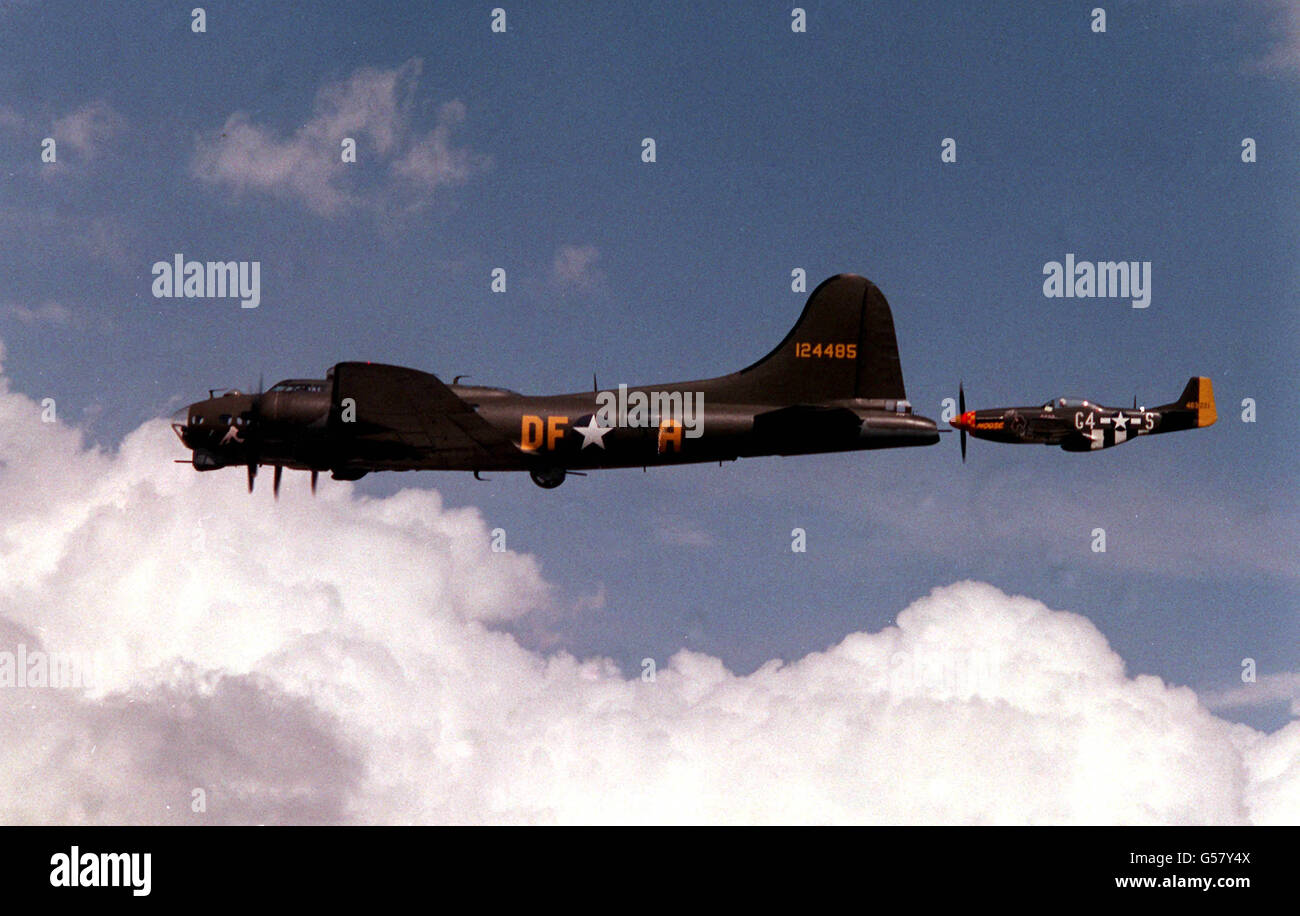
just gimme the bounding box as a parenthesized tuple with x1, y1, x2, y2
(172, 400, 229, 470)
(171, 405, 195, 444)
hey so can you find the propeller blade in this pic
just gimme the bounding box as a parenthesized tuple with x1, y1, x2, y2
(958, 381, 967, 463)
(248, 374, 265, 418)
(273, 464, 282, 499)
(247, 463, 257, 493)
(310, 470, 318, 495)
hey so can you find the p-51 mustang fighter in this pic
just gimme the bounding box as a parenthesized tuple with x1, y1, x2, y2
(172, 274, 940, 492)
(949, 377, 1216, 460)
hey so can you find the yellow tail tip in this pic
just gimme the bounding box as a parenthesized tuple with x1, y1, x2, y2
(1187, 376, 1216, 427)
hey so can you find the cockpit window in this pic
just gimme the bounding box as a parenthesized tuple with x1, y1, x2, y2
(269, 382, 324, 393)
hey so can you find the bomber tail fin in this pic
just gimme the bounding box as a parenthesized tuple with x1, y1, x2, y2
(717, 274, 910, 406)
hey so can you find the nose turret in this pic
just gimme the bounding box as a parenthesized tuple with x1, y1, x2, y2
(171, 403, 198, 446)
(171, 396, 234, 470)
(171, 389, 255, 451)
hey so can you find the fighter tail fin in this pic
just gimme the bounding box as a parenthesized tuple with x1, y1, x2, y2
(1159, 376, 1217, 428)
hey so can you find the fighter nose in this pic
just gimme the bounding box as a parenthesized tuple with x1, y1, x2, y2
(951, 411, 974, 429)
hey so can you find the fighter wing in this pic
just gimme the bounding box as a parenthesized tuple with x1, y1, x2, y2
(329, 362, 520, 469)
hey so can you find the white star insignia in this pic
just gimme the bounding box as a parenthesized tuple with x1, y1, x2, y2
(1112, 412, 1128, 431)
(574, 414, 612, 449)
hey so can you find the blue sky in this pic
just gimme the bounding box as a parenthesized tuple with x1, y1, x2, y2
(1, 0, 1296, 730)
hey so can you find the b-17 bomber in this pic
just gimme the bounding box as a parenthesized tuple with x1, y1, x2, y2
(172, 274, 940, 491)
(949, 377, 1217, 461)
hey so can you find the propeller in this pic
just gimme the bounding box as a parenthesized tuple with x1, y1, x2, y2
(244, 373, 266, 497)
(310, 470, 318, 495)
(959, 381, 967, 464)
(273, 464, 283, 499)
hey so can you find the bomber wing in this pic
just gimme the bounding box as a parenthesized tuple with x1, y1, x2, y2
(329, 362, 520, 470)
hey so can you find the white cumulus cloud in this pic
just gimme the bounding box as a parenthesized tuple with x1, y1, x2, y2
(1257, 0, 1300, 74)
(0, 300, 74, 327)
(1202, 672, 1300, 717)
(191, 59, 488, 216)
(551, 244, 603, 291)
(0, 341, 1294, 824)
(0, 99, 124, 178)
(51, 100, 124, 160)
